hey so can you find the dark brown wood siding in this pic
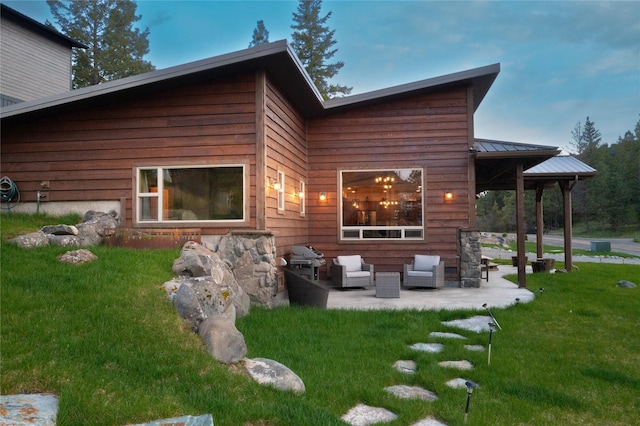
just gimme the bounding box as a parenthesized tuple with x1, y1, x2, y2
(263, 77, 309, 259)
(307, 87, 471, 276)
(1, 74, 258, 234)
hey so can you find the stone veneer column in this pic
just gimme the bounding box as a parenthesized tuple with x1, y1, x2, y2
(459, 228, 482, 288)
(208, 231, 279, 307)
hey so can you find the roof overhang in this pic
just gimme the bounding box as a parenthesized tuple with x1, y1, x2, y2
(473, 139, 561, 192)
(1, 39, 500, 124)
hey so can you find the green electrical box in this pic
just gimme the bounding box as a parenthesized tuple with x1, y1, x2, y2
(590, 241, 611, 252)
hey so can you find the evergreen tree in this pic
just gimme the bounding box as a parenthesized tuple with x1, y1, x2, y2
(291, 0, 352, 99)
(249, 20, 270, 47)
(47, 0, 154, 88)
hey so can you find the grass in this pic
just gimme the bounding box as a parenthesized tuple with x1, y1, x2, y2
(2, 214, 640, 425)
(482, 240, 638, 259)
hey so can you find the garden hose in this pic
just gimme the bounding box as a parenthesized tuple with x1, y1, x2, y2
(0, 176, 20, 211)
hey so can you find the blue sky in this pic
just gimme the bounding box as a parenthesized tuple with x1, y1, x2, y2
(5, 0, 639, 152)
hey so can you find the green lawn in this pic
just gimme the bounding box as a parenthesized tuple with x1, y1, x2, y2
(1, 214, 639, 425)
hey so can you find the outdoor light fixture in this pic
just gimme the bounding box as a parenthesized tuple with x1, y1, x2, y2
(488, 321, 496, 365)
(319, 192, 327, 202)
(483, 303, 502, 330)
(269, 178, 281, 191)
(297, 188, 304, 198)
(444, 190, 454, 201)
(464, 380, 478, 424)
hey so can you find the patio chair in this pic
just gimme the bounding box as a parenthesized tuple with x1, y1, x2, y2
(403, 254, 444, 289)
(330, 255, 374, 288)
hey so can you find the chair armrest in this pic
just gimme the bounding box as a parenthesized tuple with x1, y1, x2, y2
(434, 261, 445, 287)
(361, 260, 374, 285)
(331, 258, 347, 286)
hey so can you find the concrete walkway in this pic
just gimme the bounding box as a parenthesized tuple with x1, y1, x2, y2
(326, 264, 534, 311)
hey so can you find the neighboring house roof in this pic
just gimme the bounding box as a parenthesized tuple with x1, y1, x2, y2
(0, 4, 88, 49)
(1, 39, 500, 122)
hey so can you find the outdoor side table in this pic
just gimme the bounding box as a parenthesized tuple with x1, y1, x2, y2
(376, 272, 400, 298)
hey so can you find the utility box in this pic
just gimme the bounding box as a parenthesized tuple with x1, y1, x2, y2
(590, 241, 611, 252)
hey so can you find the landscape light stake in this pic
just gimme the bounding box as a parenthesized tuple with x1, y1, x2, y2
(464, 380, 478, 424)
(482, 303, 502, 330)
(488, 321, 496, 365)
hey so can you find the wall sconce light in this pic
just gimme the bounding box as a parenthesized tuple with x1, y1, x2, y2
(444, 190, 453, 201)
(269, 178, 281, 191)
(319, 192, 327, 202)
(297, 188, 304, 198)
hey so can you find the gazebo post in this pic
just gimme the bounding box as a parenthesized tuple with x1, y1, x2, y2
(535, 185, 544, 259)
(559, 179, 576, 272)
(516, 161, 527, 288)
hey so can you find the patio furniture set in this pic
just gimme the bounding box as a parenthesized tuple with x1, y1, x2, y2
(329, 254, 445, 298)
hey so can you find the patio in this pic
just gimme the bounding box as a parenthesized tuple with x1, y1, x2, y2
(324, 264, 534, 311)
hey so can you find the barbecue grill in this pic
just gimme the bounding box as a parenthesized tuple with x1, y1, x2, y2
(290, 246, 326, 281)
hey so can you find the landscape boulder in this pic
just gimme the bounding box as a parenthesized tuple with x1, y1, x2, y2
(616, 280, 636, 288)
(243, 357, 305, 394)
(198, 315, 247, 364)
(58, 249, 97, 265)
(10, 231, 49, 248)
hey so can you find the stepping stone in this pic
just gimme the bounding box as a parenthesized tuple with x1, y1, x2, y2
(384, 385, 438, 401)
(129, 414, 214, 426)
(445, 378, 479, 390)
(410, 342, 444, 353)
(411, 416, 449, 426)
(394, 359, 417, 374)
(341, 403, 397, 425)
(0, 394, 59, 426)
(438, 360, 473, 370)
(442, 315, 494, 333)
(430, 331, 466, 339)
(464, 344, 485, 351)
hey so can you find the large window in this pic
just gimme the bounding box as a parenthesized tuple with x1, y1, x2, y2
(340, 169, 423, 240)
(136, 165, 246, 223)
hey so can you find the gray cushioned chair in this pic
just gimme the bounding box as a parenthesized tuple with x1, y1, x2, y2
(403, 254, 444, 289)
(330, 255, 374, 288)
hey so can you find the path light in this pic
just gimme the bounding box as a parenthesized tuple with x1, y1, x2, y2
(464, 380, 478, 424)
(487, 321, 496, 366)
(539, 287, 544, 294)
(482, 303, 502, 330)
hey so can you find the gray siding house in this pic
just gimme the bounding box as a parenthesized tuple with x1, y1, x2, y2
(0, 4, 86, 106)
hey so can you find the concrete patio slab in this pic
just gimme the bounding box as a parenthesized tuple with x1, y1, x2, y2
(325, 265, 534, 311)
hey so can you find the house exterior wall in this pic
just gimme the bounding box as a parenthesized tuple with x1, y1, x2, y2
(0, 17, 72, 104)
(306, 87, 472, 277)
(0, 73, 259, 235)
(263, 77, 310, 260)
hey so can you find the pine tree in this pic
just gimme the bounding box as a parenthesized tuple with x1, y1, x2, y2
(47, 0, 154, 88)
(290, 0, 351, 99)
(249, 20, 270, 47)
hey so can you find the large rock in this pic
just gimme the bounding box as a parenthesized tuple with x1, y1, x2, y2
(76, 210, 119, 246)
(172, 281, 207, 330)
(10, 231, 49, 248)
(47, 234, 81, 247)
(198, 315, 247, 364)
(243, 357, 305, 394)
(58, 249, 97, 265)
(41, 224, 78, 235)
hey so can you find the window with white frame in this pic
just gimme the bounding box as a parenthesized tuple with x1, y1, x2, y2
(340, 168, 423, 240)
(136, 165, 245, 223)
(277, 170, 285, 211)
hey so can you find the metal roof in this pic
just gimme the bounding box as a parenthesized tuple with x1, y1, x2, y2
(1, 4, 88, 49)
(524, 155, 596, 178)
(474, 138, 559, 156)
(1, 39, 500, 122)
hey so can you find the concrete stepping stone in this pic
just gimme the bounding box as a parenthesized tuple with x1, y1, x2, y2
(341, 403, 398, 425)
(445, 378, 479, 389)
(384, 385, 438, 401)
(411, 416, 448, 426)
(128, 414, 214, 425)
(464, 344, 485, 351)
(394, 359, 417, 374)
(429, 331, 466, 339)
(442, 315, 494, 333)
(0, 393, 58, 426)
(438, 360, 473, 370)
(410, 342, 444, 353)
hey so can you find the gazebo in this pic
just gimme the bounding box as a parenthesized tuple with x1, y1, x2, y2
(473, 139, 596, 287)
